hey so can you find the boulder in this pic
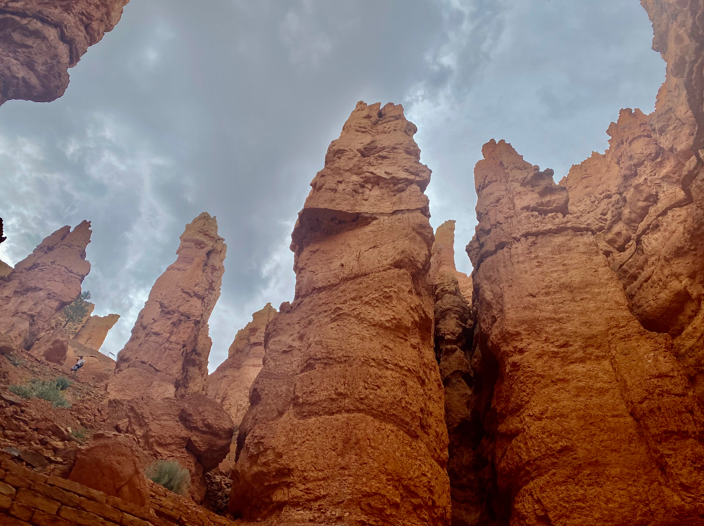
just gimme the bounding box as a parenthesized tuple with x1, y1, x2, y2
(69, 435, 150, 508)
(0, 221, 91, 350)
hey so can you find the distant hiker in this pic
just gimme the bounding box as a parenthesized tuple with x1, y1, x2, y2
(71, 356, 85, 374)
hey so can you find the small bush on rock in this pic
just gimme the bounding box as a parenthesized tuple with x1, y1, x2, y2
(70, 428, 88, 441)
(8, 378, 71, 408)
(146, 460, 191, 495)
(55, 377, 71, 390)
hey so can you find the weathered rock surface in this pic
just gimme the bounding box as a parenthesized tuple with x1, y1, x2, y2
(69, 435, 150, 507)
(467, 139, 704, 525)
(74, 313, 120, 351)
(106, 213, 231, 503)
(207, 304, 277, 427)
(206, 303, 276, 473)
(0, 221, 91, 350)
(109, 213, 226, 400)
(0, 259, 12, 278)
(430, 221, 479, 526)
(110, 394, 233, 503)
(66, 339, 116, 383)
(29, 326, 71, 365)
(0, 0, 130, 106)
(231, 102, 450, 526)
(560, 0, 704, 404)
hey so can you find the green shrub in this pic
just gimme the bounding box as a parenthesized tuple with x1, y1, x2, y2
(62, 291, 91, 330)
(8, 384, 33, 398)
(55, 377, 71, 390)
(70, 428, 88, 441)
(145, 460, 191, 495)
(8, 378, 71, 408)
(5, 354, 22, 367)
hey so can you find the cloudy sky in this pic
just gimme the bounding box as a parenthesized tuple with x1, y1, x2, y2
(0, 0, 663, 371)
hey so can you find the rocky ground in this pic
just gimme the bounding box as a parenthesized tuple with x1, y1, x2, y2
(0, 347, 236, 520)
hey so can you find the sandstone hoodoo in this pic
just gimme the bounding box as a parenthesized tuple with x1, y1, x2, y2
(231, 101, 451, 525)
(206, 303, 277, 473)
(0, 221, 92, 351)
(0, 0, 130, 106)
(107, 213, 233, 503)
(560, 0, 704, 406)
(467, 139, 704, 524)
(207, 303, 277, 428)
(430, 221, 478, 526)
(109, 212, 227, 400)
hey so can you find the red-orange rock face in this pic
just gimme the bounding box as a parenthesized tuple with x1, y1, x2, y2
(0, 0, 130, 105)
(206, 303, 277, 473)
(111, 393, 234, 503)
(69, 435, 150, 508)
(231, 102, 450, 526)
(0, 221, 91, 350)
(73, 313, 120, 352)
(107, 213, 232, 503)
(559, 0, 704, 406)
(430, 221, 478, 526)
(468, 140, 704, 525)
(109, 213, 226, 400)
(207, 303, 277, 427)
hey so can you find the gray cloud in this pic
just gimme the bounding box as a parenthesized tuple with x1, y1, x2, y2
(0, 0, 664, 370)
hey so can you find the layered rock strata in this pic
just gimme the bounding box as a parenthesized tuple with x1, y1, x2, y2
(0, 0, 130, 105)
(0, 221, 91, 350)
(430, 221, 479, 526)
(231, 102, 451, 525)
(467, 139, 704, 524)
(206, 303, 277, 473)
(109, 213, 226, 400)
(560, 0, 704, 403)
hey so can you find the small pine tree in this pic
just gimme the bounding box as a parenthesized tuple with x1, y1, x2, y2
(62, 291, 91, 329)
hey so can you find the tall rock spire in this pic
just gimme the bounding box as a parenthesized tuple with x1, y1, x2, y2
(467, 139, 704, 523)
(0, 221, 91, 349)
(429, 220, 478, 525)
(106, 212, 233, 503)
(108, 212, 226, 400)
(231, 102, 451, 525)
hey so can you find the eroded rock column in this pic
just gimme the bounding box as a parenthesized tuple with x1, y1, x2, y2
(561, 0, 704, 403)
(206, 303, 277, 472)
(468, 140, 704, 525)
(231, 102, 451, 526)
(0, 221, 91, 350)
(109, 212, 226, 400)
(107, 213, 233, 503)
(429, 221, 480, 526)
